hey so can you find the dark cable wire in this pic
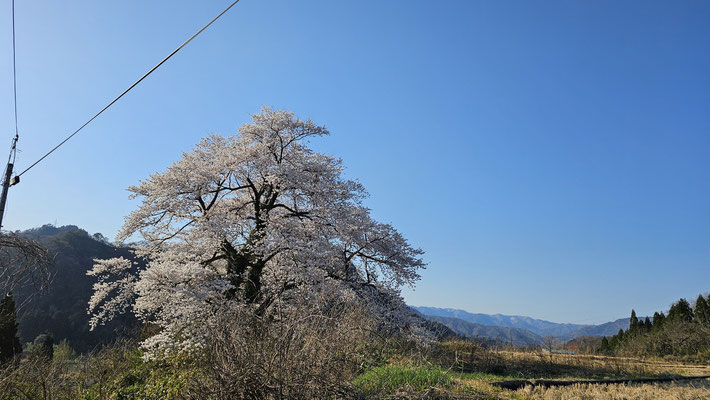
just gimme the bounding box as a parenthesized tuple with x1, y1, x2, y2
(11, 0, 18, 138)
(1, 0, 20, 229)
(7, 0, 19, 170)
(17, 0, 241, 178)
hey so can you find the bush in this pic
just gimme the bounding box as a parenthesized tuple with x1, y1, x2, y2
(0, 301, 418, 399)
(0, 337, 77, 399)
(190, 300, 379, 399)
(31, 333, 55, 360)
(79, 347, 196, 400)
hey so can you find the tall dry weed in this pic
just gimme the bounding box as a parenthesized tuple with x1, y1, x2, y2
(187, 299, 381, 400)
(517, 380, 710, 400)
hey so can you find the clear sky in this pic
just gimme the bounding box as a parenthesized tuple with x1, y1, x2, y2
(1, 1, 708, 324)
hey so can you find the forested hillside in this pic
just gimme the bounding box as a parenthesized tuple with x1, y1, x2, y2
(14, 225, 139, 352)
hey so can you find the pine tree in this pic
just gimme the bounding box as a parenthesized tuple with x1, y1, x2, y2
(643, 316, 651, 332)
(694, 294, 709, 326)
(0, 292, 23, 363)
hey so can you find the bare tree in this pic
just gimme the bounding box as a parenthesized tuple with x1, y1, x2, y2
(0, 233, 53, 305)
(542, 336, 558, 362)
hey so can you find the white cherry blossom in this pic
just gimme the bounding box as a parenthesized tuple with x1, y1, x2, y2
(88, 107, 426, 356)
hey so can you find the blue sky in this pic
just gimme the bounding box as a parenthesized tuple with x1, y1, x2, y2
(1, 1, 708, 324)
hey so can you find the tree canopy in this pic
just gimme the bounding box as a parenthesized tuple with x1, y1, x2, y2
(667, 298, 694, 323)
(88, 107, 426, 356)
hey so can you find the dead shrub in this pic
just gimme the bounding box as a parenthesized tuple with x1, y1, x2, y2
(190, 299, 380, 400)
(0, 341, 78, 400)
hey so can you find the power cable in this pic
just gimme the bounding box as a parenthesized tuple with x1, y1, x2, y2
(16, 0, 241, 178)
(11, 0, 18, 138)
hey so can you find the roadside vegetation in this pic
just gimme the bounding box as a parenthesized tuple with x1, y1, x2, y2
(3, 334, 710, 399)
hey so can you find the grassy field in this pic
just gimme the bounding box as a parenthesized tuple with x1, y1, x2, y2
(353, 341, 710, 399)
(5, 338, 710, 399)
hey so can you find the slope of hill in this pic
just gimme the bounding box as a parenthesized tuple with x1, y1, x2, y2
(412, 306, 628, 340)
(14, 225, 140, 352)
(559, 318, 629, 340)
(412, 306, 586, 337)
(421, 314, 543, 346)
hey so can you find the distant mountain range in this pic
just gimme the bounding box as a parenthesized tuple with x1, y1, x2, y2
(556, 318, 631, 341)
(421, 315, 544, 346)
(411, 306, 629, 344)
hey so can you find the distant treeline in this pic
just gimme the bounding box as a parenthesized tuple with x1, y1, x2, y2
(599, 294, 710, 362)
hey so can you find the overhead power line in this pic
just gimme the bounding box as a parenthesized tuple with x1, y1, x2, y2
(11, 0, 18, 137)
(16, 0, 241, 178)
(1, 0, 20, 230)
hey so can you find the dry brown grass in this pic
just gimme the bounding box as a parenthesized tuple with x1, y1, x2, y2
(439, 347, 710, 400)
(432, 341, 710, 381)
(515, 379, 710, 400)
(495, 350, 710, 378)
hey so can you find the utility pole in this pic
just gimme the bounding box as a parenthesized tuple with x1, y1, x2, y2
(0, 135, 19, 231)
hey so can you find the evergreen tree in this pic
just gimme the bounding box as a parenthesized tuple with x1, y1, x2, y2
(609, 334, 619, 349)
(643, 316, 651, 332)
(599, 337, 610, 354)
(609, 328, 624, 350)
(694, 294, 710, 326)
(0, 293, 23, 363)
(668, 298, 694, 323)
(629, 309, 639, 333)
(653, 312, 665, 331)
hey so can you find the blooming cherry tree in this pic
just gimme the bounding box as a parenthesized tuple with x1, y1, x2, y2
(88, 107, 426, 356)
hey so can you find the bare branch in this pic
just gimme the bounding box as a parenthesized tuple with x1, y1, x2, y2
(0, 233, 53, 297)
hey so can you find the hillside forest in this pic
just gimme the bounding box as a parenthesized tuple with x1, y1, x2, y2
(599, 296, 710, 362)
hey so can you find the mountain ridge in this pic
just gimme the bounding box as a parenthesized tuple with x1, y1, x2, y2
(418, 314, 544, 346)
(411, 306, 628, 340)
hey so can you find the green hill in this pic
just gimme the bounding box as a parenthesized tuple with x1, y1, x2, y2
(14, 225, 140, 353)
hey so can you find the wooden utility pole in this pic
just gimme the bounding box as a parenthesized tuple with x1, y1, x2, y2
(0, 135, 19, 231)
